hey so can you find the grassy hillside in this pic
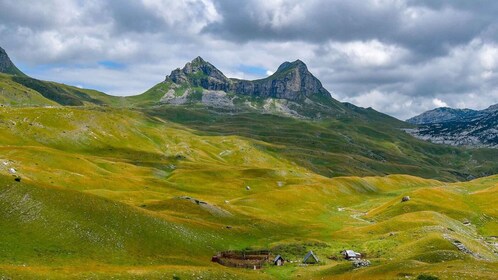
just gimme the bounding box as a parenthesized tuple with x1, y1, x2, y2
(148, 106, 498, 181)
(0, 106, 496, 279)
(0, 73, 122, 107)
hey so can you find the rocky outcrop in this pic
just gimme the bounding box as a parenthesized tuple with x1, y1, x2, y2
(405, 109, 498, 148)
(0, 46, 25, 76)
(164, 57, 333, 104)
(166, 56, 232, 91)
(401, 196, 410, 202)
(230, 60, 330, 102)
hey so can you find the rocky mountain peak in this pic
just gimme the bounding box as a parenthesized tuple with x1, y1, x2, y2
(275, 59, 308, 73)
(191, 56, 206, 65)
(165, 56, 231, 91)
(0, 46, 25, 76)
(255, 59, 328, 102)
(163, 56, 334, 104)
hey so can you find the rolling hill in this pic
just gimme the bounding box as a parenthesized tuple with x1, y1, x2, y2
(0, 48, 497, 279)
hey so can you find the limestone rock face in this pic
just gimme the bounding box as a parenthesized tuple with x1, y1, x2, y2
(164, 57, 333, 104)
(166, 56, 232, 91)
(231, 60, 329, 102)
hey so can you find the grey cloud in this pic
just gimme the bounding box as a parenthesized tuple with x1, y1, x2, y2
(207, 0, 497, 59)
(1, 0, 498, 119)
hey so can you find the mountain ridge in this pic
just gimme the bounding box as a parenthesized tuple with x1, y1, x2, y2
(407, 106, 493, 124)
(164, 56, 334, 103)
(406, 104, 498, 148)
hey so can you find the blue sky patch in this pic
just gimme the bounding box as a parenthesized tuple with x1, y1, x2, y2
(98, 60, 126, 70)
(238, 64, 267, 77)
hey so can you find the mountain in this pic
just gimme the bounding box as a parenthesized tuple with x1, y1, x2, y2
(406, 105, 498, 148)
(0, 46, 121, 107)
(0, 46, 26, 76)
(166, 57, 332, 103)
(129, 56, 345, 117)
(406, 107, 485, 125)
(1, 51, 498, 279)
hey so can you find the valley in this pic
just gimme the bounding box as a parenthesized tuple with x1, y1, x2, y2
(0, 48, 497, 279)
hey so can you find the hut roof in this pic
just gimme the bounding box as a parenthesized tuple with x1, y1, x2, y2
(303, 250, 319, 263)
(344, 250, 360, 258)
(273, 255, 284, 263)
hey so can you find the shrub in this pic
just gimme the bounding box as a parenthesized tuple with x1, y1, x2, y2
(417, 274, 439, 280)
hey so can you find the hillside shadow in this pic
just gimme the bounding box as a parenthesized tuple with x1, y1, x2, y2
(144, 106, 498, 181)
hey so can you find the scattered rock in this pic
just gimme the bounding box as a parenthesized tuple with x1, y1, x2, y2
(177, 196, 232, 217)
(175, 154, 186, 160)
(277, 181, 284, 187)
(444, 235, 482, 259)
(245, 186, 251, 190)
(389, 232, 395, 237)
(352, 259, 371, 268)
(401, 196, 410, 202)
(224, 200, 229, 204)
(226, 226, 232, 229)
(14, 177, 21, 182)
(8, 167, 16, 174)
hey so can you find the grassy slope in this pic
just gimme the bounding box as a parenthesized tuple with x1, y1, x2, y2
(148, 106, 498, 181)
(0, 106, 496, 279)
(0, 74, 58, 107)
(0, 73, 122, 107)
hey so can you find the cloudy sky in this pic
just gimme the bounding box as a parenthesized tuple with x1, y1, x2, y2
(1, 0, 498, 119)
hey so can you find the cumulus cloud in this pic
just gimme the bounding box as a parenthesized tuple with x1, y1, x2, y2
(1, 0, 498, 119)
(433, 98, 448, 108)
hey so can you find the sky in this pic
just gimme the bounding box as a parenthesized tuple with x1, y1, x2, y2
(1, 0, 498, 120)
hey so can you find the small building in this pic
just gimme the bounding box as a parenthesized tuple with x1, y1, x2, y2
(303, 250, 319, 264)
(342, 250, 361, 260)
(273, 255, 285, 266)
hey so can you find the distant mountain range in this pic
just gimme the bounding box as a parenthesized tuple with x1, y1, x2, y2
(2, 44, 498, 150)
(406, 105, 498, 148)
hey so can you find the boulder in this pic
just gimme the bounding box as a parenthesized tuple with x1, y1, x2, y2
(401, 196, 410, 202)
(352, 259, 371, 268)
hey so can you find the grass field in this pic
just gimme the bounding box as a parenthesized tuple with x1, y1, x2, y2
(0, 105, 496, 279)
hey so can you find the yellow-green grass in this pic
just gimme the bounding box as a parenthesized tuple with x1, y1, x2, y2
(0, 74, 58, 107)
(0, 106, 497, 279)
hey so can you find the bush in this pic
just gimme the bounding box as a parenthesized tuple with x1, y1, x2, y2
(417, 274, 439, 280)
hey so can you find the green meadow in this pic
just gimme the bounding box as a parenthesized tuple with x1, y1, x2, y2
(0, 104, 496, 279)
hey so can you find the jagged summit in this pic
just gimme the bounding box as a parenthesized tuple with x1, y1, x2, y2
(275, 59, 307, 73)
(0, 46, 26, 76)
(163, 57, 333, 103)
(165, 56, 230, 91)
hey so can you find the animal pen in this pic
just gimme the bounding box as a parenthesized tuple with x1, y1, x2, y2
(211, 250, 271, 269)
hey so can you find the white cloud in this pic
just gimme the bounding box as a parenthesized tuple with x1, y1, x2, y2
(432, 98, 448, 108)
(329, 40, 408, 67)
(142, 0, 221, 32)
